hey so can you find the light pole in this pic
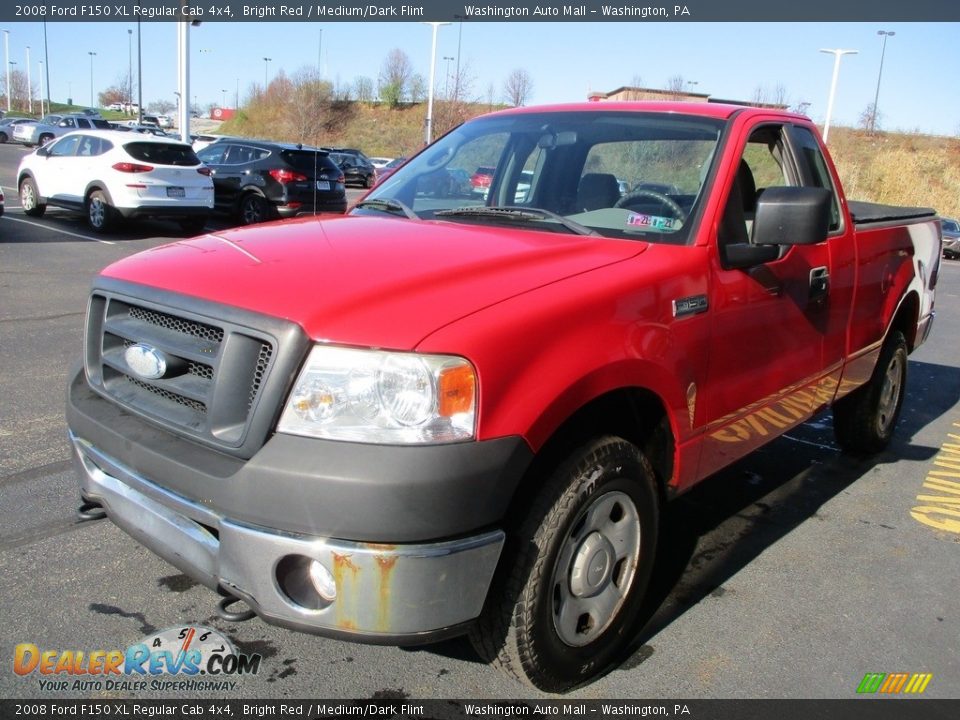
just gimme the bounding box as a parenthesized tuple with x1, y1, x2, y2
(819, 48, 858, 143)
(25, 46, 31, 113)
(263, 57, 271, 90)
(88, 51, 97, 107)
(221, 89, 226, 108)
(43, 21, 50, 111)
(442, 56, 454, 98)
(127, 29, 133, 107)
(3, 30, 10, 113)
(38, 60, 44, 115)
(871, 30, 895, 133)
(423, 21, 450, 145)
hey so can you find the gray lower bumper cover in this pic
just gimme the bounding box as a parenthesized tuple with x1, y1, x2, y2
(72, 434, 505, 642)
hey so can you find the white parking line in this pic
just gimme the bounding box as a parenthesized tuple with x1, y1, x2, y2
(1, 214, 116, 245)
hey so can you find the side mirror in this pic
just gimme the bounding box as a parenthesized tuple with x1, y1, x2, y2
(35, 146, 49, 157)
(723, 243, 780, 269)
(753, 186, 832, 247)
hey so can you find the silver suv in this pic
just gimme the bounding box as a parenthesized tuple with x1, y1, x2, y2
(12, 114, 111, 147)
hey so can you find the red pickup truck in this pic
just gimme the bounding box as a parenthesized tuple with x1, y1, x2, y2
(68, 102, 942, 691)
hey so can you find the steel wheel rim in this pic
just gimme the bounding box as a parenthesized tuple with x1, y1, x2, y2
(89, 197, 105, 228)
(877, 352, 904, 435)
(550, 490, 641, 647)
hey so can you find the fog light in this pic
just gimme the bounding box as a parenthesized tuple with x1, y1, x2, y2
(309, 560, 337, 602)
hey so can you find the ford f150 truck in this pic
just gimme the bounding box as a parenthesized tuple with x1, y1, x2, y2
(67, 102, 942, 691)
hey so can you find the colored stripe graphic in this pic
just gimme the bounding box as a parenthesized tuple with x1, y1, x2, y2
(857, 672, 932, 694)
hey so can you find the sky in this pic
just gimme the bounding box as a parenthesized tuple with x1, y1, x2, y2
(4, 20, 959, 137)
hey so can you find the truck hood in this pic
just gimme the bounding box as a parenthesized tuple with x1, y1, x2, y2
(102, 214, 644, 349)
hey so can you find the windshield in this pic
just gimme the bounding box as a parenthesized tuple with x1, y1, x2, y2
(942, 219, 959, 233)
(359, 110, 723, 242)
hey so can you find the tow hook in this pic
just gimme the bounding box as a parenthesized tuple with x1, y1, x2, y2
(216, 594, 256, 622)
(77, 499, 106, 522)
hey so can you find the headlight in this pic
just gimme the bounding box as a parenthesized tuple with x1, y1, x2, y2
(277, 345, 477, 444)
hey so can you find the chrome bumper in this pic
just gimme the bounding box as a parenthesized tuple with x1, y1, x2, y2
(71, 432, 505, 643)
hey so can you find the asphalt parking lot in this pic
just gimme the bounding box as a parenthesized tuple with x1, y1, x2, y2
(1, 138, 959, 701)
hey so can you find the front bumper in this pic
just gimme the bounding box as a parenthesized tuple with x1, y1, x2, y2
(72, 432, 506, 643)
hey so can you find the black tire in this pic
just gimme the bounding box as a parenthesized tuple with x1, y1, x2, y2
(86, 190, 117, 233)
(470, 436, 659, 692)
(19, 177, 46, 217)
(238, 193, 269, 225)
(178, 215, 209, 236)
(0, 131, 8, 143)
(833, 330, 908, 454)
(364, 172, 374, 189)
(38, 133, 54, 146)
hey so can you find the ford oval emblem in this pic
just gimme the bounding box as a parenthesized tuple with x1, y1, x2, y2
(124, 343, 168, 380)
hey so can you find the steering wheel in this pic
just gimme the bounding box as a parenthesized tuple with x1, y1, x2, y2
(614, 189, 688, 223)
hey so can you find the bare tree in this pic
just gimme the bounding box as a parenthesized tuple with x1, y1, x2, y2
(378, 49, 414, 107)
(2, 69, 36, 112)
(859, 102, 882, 133)
(751, 84, 768, 105)
(409, 73, 426, 103)
(353, 76, 374, 103)
(289, 67, 334, 145)
(630, 74, 644, 88)
(772, 83, 788, 107)
(148, 99, 176, 115)
(664, 75, 686, 99)
(503, 68, 533, 107)
(791, 100, 812, 116)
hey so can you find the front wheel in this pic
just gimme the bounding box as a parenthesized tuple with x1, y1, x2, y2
(19, 177, 46, 217)
(833, 330, 908, 454)
(470, 436, 658, 692)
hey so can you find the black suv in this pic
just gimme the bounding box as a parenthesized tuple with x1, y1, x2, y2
(196, 139, 347, 225)
(325, 147, 377, 189)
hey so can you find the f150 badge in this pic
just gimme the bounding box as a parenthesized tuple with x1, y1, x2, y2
(124, 343, 168, 380)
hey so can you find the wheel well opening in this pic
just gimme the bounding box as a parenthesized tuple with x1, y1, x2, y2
(510, 389, 675, 524)
(891, 292, 920, 352)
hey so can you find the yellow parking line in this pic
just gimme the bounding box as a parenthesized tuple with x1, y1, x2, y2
(912, 421, 960, 534)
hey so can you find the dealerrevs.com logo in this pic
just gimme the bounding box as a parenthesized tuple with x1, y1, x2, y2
(13, 626, 261, 692)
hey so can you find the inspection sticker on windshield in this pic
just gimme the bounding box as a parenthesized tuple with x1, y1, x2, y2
(626, 213, 681, 231)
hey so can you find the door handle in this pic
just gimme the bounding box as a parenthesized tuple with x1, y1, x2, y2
(809, 266, 829, 303)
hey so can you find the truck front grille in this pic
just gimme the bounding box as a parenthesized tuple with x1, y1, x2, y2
(85, 293, 278, 451)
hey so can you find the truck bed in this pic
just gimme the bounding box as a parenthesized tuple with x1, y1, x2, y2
(848, 200, 937, 225)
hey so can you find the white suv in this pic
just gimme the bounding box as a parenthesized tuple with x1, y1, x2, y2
(16, 130, 214, 234)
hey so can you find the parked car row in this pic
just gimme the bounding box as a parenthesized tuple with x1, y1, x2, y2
(943, 217, 960, 259)
(12, 129, 352, 235)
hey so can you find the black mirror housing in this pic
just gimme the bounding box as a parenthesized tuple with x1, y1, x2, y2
(753, 186, 832, 246)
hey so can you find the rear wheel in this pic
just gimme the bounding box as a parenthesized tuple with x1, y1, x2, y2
(38, 133, 54, 146)
(238, 193, 269, 225)
(470, 436, 658, 692)
(834, 330, 908, 454)
(364, 173, 374, 189)
(19, 177, 46, 217)
(86, 190, 117, 233)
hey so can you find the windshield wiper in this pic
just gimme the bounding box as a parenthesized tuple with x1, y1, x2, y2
(434, 206, 599, 237)
(354, 198, 419, 220)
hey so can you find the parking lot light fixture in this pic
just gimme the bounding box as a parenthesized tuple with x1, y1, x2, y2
(263, 57, 272, 90)
(3, 30, 10, 112)
(88, 51, 97, 108)
(819, 48, 857, 144)
(871, 30, 895, 133)
(423, 21, 450, 145)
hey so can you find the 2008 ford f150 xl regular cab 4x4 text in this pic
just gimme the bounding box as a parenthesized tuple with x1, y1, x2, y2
(67, 102, 942, 691)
